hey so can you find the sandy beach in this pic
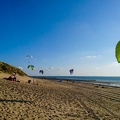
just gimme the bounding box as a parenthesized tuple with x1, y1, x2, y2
(0, 76, 120, 120)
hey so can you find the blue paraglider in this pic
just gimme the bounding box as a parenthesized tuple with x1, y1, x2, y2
(69, 69, 74, 75)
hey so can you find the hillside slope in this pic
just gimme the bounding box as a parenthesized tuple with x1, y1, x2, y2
(0, 61, 27, 76)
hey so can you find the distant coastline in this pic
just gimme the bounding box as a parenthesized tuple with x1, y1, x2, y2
(31, 76, 120, 87)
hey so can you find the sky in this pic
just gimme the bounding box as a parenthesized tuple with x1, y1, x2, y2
(0, 0, 120, 76)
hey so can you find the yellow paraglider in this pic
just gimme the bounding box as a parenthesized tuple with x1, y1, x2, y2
(115, 41, 120, 63)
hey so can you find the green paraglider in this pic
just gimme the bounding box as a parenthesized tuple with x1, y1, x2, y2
(115, 41, 120, 63)
(27, 65, 34, 70)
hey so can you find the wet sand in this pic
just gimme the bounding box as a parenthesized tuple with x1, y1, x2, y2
(0, 78, 120, 120)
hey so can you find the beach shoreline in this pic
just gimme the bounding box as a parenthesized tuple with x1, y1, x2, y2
(32, 76, 120, 87)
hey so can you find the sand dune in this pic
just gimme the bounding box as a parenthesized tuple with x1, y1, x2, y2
(0, 78, 120, 120)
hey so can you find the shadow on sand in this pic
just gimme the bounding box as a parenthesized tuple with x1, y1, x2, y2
(0, 99, 32, 103)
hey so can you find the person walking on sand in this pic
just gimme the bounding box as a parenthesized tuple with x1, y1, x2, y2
(13, 72, 17, 82)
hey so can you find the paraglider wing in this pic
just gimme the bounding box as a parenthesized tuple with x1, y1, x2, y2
(27, 65, 34, 70)
(39, 70, 44, 74)
(27, 65, 31, 69)
(31, 65, 34, 70)
(25, 55, 33, 63)
(26, 55, 33, 58)
(69, 69, 74, 75)
(41, 70, 44, 74)
(115, 41, 120, 63)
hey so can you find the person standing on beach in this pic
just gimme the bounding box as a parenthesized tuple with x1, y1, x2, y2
(13, 72, 17, 81)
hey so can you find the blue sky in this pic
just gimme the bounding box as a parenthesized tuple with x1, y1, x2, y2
(0, 0, 120, 76)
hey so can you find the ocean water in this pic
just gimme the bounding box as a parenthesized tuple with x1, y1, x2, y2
(32, 76, 120, 87)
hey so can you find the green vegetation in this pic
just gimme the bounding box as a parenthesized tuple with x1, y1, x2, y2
(0, 61, 27, 76)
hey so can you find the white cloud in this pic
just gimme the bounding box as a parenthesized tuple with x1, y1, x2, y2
(57, 68, 63, 70)
(48, 67, 54, 70)
(18, 67, 23, 70)
(94, 62, 119, 70)
(95, 67, 101, 70)
(85, 55, 97, 59)
(48, 67, 63, 70)
(108, 62, 120, 67)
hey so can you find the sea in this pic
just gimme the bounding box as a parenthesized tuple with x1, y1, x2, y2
(32, 76, 120, 87)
